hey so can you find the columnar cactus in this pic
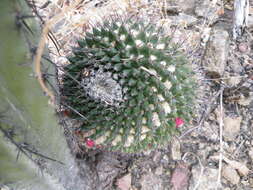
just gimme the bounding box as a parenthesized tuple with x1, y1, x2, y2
(61, 18, 195, 152)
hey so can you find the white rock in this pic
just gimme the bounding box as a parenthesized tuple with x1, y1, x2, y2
(248, 148, 253, 161)
(169, 13, 197, 27)
(171, 138, 181, 160)
(189, 167, 218, 189)
(225, 76, 241, 86)
(238, 94, 253, 106)
(203, 29, 229, 75)
(222, 164, 240, 185)
(223, 116, 242, 141)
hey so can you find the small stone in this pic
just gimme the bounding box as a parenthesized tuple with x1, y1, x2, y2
(213, 156, 250, 177)
(201, 27, 211, 46)
(195, 0, 219, 22)
(238, 94, 253, 106)
(169, 13, 197, 27)
(163, 155, 169, 162)
(140, 173, 163, 190)
(222, 164, 240, 185)
(238, 43, 248, 53)
(171, 138, 181, 160)
(228, 58, 244, 73)
(248, 148, 253, 162)
(189, 167, 218, 189)
(153, 151, 162, 163)
(175, 0, 196, 13)
(249, 176, 253, 187)
(249, 13, 253, 28)
(155, 166, 163, 175)
(171, 162, 190, 190)
(203, 29, 229, 75)
(224, 75, 241, 86)
(116, 173, 131, 190)
(223, 116, 242, 141)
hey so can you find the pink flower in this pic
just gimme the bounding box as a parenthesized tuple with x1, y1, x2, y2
(85, 139, 95, 148)
(175, 117, 184, 127)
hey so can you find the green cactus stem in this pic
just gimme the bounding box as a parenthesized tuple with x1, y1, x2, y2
(61, 18, 195, 152)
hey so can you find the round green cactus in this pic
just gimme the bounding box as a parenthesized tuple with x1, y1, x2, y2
(61, 18, 195, 152)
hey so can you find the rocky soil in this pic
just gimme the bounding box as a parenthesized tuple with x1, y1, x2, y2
(27, 0, 253, 189)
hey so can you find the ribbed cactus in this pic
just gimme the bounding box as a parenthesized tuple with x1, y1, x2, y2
(61, 18, 195, 152)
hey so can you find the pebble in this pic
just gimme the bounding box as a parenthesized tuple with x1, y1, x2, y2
(171, 138, 182, 160)
(222, 164, 240, 185)
(238, 43, 249, 53)
(223, 116, 242, 141)
(203, 29, 229, 75)
(238, 94, 253, 106)
(189, 167, 218, 189)
(248, 148, 253, 162)
(140, 173, 163, 190)
(195, 0, 219, 22)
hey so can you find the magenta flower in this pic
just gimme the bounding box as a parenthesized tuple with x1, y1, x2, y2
(85, 138, 95, 148)
(175, 117, 184, 127)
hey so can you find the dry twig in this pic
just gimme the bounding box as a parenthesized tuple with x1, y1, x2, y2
(34, 0, 83, 104)
(216, 87, 224, 189)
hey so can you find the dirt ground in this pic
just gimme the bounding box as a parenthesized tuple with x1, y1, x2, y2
(28, 0, 253, 189)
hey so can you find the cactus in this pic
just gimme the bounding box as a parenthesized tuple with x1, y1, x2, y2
(61, 18, 196, 152)
(0, 1, 90, 189)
